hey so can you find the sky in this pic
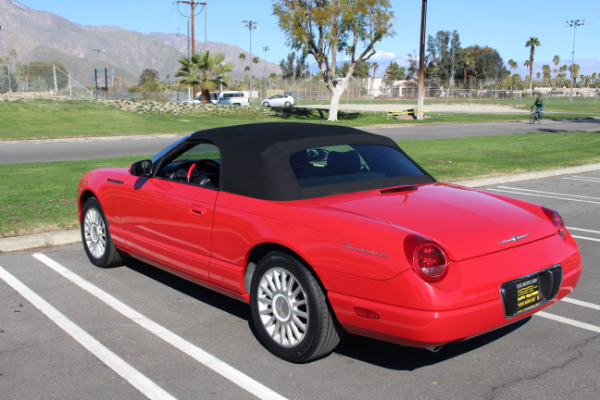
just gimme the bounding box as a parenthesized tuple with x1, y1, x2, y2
(11, 0, 600, 69)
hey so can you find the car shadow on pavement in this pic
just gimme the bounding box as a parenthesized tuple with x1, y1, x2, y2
(124, 258, 250, 321)
(334, 317, 530, 370)
(123, 257, 530, 367)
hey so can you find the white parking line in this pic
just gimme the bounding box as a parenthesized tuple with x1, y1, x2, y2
(567, 227, 600, 243)
(0, 265, 177, 400)
(563, 176, 600, 183)
(562, 297, 600, 311)
(567, 227, 600, 235)
(488, 186, 600, 205)
(32, 253, 287, 400)
(496, 186, 600, 201)
(572, 235, 600, 243)
(536, 312, 600, 334)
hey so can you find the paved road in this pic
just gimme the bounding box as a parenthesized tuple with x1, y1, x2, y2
(2, 119, 599, 164)
(1, 171, 599, 399)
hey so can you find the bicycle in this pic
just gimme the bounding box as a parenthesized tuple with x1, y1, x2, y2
(529, 109, 543, 124)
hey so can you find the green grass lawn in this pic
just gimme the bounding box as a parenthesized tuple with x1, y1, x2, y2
(2, 99, 598, 141)
(2, 132, 600, 238)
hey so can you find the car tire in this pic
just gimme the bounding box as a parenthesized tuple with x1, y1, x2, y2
(81, 197, 124, 268)
(284, 101, 291, 107)
(263, 101, 270, 107)
(250, 251, 342, 363)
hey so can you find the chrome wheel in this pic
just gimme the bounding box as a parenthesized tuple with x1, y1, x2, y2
(250, 252, 342, 362)
(257, 267, 308, 347)
(84, 207, 107, 259)
(80, 197, 123, 268)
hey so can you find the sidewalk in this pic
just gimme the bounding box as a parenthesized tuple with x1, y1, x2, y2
(2, 163, 600, 253)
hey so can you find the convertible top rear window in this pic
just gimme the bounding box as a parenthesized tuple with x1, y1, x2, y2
(290, 145, 425, 189)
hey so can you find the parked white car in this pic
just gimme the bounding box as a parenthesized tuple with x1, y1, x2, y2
(184, 92, 248, 105)
(261, 94, 295, 107)
(216, 91, 249, 106)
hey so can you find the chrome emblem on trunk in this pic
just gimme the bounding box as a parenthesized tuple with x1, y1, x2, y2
(498, 234, 529, 244)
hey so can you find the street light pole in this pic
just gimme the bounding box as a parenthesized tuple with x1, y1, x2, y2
(566, 19, 584, 103)
(0, 26, 4, 60)
(262, 46, 269, 97)
(242, 20, 258, 103)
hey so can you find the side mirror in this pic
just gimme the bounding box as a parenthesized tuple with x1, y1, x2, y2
(129, 160, 152, 177)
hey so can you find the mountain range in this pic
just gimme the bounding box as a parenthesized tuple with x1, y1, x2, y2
(1, 0, 598, 87)
(1, 0, 281, 87)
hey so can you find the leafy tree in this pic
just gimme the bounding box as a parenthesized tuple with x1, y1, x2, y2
(273, 0, 394, 121)
(383, 61, 405, 86)
(175, 51, 234, 102)
(426, 30, 460, 83)
(406, 51, 418, 80)
(280, 52, 309, 79)
(294, 52, 309, 78)
(352, 61, 371, 79)
(280, 52, 295, 78)
(525, 37, 540, 92)
(340, 61, 370, 78)
(471, 46, 506, 83)
(138, 68, 159, 85)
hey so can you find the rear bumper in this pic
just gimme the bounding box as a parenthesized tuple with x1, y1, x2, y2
(328, 259, 581, 348)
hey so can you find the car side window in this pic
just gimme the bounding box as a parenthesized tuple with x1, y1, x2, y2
(156, 143, 221, 188)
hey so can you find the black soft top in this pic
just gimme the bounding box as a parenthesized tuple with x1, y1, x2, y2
(178, 123, 433, 201)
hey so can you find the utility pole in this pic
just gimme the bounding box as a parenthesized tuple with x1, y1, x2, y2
(178, 1, 206, 98)
(417, 0, 427, 120)
(178, 1, 206, 56)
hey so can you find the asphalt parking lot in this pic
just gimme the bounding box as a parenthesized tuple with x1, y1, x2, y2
(1, 171, 599, 400)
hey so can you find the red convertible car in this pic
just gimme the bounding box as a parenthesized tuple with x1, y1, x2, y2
(78, 123, 581, 362)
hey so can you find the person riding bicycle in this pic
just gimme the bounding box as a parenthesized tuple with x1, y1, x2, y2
(531, 96, 543, 120)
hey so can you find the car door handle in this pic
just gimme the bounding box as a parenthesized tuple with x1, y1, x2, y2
(191, 206, 206, 215)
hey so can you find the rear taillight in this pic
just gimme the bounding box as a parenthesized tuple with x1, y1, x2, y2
(543, 207, 566, 239)
(405, 235, 449, 282)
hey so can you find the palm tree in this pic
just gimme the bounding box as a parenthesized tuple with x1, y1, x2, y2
(569, 63, 581, 87)
(371, 62, 378, 96)
(523, 60, 531, 90)
(542, 65, 551, 87)
(175, 51, 234, 103)
(559, 65, 568, 88)
(508, 59, 518, 90)
(525, 37, 540, 92)
(460, 51, 474, 88)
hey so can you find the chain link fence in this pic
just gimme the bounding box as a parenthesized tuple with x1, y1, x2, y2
(2, 67, 597, 105)
(0, 64, 92, 99)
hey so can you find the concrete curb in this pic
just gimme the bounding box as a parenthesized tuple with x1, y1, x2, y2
(454, 163, 600, 188)
(0, 230, 80, 253)
(1, 163, 600, 254)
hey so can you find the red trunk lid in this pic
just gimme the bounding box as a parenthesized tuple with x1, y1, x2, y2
(325, 183, 556, 261)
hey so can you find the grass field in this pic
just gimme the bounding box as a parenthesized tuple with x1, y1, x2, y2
(2, 132, 600, 238)
(1, 98, 598, 141)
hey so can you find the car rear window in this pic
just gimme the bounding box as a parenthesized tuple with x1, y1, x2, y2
(290, 144, 425, 189)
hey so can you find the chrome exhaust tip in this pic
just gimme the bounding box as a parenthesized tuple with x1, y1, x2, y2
(425, 346, 443, 353)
